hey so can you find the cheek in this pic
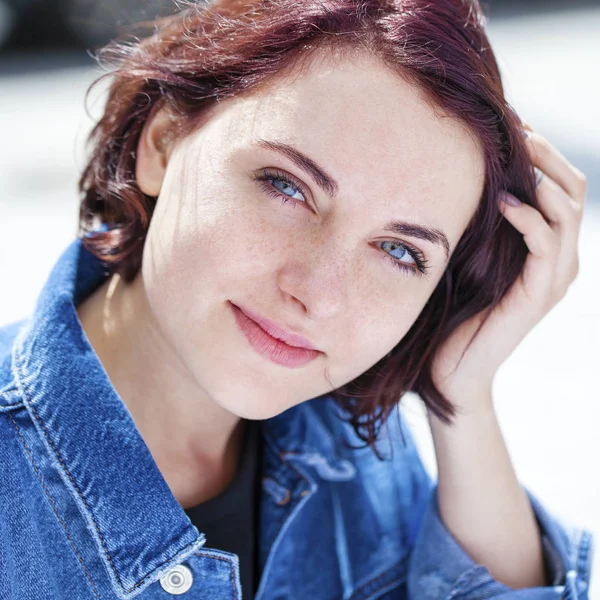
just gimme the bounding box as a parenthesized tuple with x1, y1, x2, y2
(325, 296, 428, 391)
(142, 198, 285, 316)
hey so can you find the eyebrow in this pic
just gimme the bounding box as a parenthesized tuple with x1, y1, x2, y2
(254, 137, 451, 261)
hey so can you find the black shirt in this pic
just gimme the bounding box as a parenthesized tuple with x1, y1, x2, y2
(184, 419, 262, 599)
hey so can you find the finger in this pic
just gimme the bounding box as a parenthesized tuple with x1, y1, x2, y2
(498, 192, 575, 296)
(533, 178, 581, 284)
(497, 191, 560, 294)
(524, 132, 588, 204)
(498, 193, 560, 261)
(535, 172, 583, 232)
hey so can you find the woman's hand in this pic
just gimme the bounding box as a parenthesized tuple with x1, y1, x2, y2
(424, 129, 588, 588)
(429, 125, 588, 406)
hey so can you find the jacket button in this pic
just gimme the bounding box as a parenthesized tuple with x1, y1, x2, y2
(159, 564, 193, 595)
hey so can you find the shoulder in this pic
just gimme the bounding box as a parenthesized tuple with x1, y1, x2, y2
(0, 318, 27, 407)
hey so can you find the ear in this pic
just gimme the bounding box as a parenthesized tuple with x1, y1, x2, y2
(135, 106, 175, 197)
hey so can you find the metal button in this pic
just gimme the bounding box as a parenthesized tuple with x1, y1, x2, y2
(159, 564, 193, 595)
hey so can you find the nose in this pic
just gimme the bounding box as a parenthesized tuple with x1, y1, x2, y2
(276, 238, 350, 321)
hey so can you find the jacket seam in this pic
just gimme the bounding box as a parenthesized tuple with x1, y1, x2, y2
(253, 436, 315, 600)
(7, 411, 101, 600)
(349, 558, 407, 600)
(262, 426, 314, 489)
(576, 528, 593, 588)
(14, 353, 200, 595)
(445, 565, 494, 600)
(193, 552, 238, 600)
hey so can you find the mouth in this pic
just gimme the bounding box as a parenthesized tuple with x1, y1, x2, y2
(229, 302, 322, 368)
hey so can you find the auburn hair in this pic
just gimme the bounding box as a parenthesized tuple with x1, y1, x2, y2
(78, 0, 537, 455)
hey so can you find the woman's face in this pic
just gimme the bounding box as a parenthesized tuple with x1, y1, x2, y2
(136, 49, 485, 420)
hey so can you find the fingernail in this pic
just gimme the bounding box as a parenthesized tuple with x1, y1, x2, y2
(499, 191, 522, 207)
(534, 167, 544, 187)
(521, 128, 529, 139)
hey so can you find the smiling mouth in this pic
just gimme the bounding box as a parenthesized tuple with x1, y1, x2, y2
(229, 301, 321, 368)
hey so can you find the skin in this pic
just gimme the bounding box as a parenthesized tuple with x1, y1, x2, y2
(78, 45, 587, 589)
(78, 47, 485, 509)
(424, 121, 586, 590)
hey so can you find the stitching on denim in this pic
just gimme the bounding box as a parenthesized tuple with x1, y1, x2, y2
(570, 527, 582, 568)
(262, 476, 291, 505)
(18, 368, 128, 592)
(577, 530, 593, 585)
(445, 565, 491, 600)
(253, 446, 316, 600)
(8, 412, 101, 600)
(14, 355, 201, 594)
(24, 395, 200, 593)
(263, 427, 313, 489)
(349, 558, 407, 600)
(567, 526, 591, 595)
(260, 429, 311, 532)
(193, 552, 238, 600)
(260, 427, 312, 532)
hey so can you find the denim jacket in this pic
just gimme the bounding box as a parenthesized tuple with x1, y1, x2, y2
(0, 236, 594, 600)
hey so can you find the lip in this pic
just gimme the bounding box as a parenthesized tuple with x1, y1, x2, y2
(230, 302, 322, 368)
(232, 302, 320, 350)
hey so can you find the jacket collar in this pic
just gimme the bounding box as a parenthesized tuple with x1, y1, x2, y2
(10, 236, 355, 597)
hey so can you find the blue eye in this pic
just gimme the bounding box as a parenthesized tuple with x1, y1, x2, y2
(253, 169, 308, 207)
(252, 169, 431, 277)
(378, 240, 430, 276)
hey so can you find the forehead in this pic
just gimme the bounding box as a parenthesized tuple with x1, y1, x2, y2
(201, 48, 486, 248)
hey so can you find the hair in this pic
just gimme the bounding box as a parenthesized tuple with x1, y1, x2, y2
(78, 0, 538, 456)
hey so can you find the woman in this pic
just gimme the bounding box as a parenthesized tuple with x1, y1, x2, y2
(0, 0, 593, 598)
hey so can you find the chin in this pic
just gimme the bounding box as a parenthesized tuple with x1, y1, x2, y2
(216, 393, 301, 422)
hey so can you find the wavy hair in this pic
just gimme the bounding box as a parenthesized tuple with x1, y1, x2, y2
(78, 0, 537, 454)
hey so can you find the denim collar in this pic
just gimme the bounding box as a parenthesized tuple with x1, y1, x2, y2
(9, 236, 356, 596)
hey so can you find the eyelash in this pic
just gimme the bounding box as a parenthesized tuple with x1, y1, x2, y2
(252, 168, 431, 277)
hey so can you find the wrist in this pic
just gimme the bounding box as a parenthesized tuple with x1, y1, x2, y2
(426, 382, 495, 425)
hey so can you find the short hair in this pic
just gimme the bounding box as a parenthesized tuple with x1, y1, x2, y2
(78, 0, 537, 454)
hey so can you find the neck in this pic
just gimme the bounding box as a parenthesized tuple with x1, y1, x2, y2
(76, 270, 246, 509)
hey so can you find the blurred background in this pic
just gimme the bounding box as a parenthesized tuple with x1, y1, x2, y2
(1, 0, 598, 596)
